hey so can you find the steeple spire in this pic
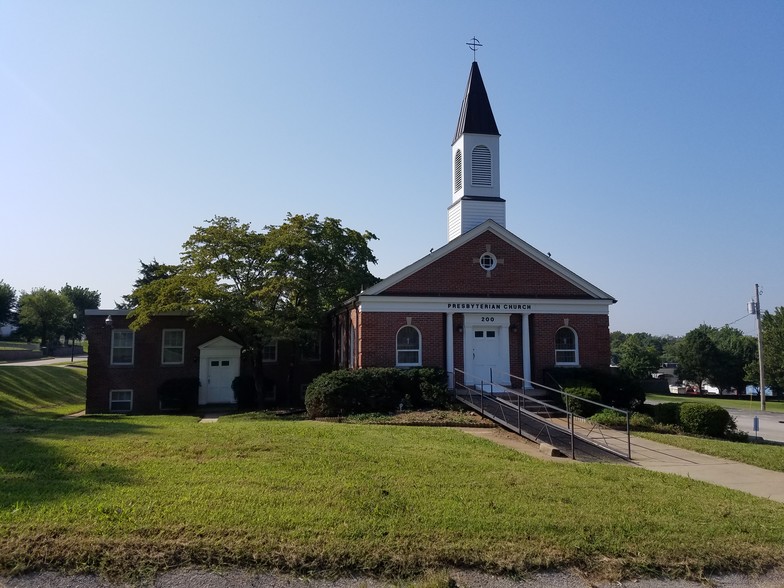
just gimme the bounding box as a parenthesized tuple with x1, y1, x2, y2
(448, 57, 505, 241)
(453, 61, 500, 146)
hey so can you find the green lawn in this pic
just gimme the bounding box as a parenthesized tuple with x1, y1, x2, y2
(647, 393, 784, 413)
(0, 365, 86, 417)
(1, 413, 784, 582)
(1, 368, 783, 582)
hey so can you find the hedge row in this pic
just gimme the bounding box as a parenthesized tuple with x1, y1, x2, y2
(305, 367, 449, 418)
(591, 401, 738, 438)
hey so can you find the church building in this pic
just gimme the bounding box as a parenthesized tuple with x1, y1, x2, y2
(332, 60, 615, 390)
(83, 57, 615, 415)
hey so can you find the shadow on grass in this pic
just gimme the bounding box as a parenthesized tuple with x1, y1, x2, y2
(0, 366, 85, 415)
(0, 414, 149, 510)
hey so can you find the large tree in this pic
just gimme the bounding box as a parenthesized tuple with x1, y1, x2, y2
(746, 307, 784, 393)
(617, 333, 661, 380)
(129, 214, 378, 404)
(709, 325, 757, 392)
(0, 280, 16, 325)
(675, 324, 721, 389)
(60, 284, 101, 339)
(761, 308, 784, 393)
(676, 324, 756, 392)
(17, 288, 76, 349)
(116, 259, 179, 309)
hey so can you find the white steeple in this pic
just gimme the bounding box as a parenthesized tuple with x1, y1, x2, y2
(448, 60, 505, 241)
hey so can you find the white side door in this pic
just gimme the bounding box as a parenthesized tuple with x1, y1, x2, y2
(205, 358, 235, 404)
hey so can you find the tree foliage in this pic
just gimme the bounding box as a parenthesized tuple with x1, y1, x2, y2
(17, 288, 76, 348)
(616, 334, 661, 380)
(128, 214, 378, 404)
(0, 280, 16, 325)
(117, 259, 179, 309)
(746, 307, 784, 393)
(60, 284, 101, 338)
(676, 324, 755, 392)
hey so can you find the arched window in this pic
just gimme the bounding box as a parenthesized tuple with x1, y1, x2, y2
(471, 145, 491, 186)
(396, 325, 421, 367)
(454, 149, 463, 192)
(555, 327, 579, 365)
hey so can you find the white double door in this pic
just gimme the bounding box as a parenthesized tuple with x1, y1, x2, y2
(464, 314, 511, 388)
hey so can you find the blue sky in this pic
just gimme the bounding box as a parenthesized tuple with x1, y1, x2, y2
(2, 1, 782, 337)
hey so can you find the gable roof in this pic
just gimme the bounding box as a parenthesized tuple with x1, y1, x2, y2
(361, 219, 615, 301)
(453, 61, 500, 145)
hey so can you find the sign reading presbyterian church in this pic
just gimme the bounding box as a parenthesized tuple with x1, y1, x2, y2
(446, 302, 533, 311)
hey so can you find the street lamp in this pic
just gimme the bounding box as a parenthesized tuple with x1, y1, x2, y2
(70, 313, 78, 362)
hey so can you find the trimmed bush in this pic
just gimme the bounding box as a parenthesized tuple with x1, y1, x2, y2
(157, 378, 199, 412)
(231, 375, 257, 410)
(305, 367, 449, 418)
(679, 402, 736, 438)
(563, 386, 602, 417)
(651, 402, 681, 426)
(589, 408, 627, 428)
(630, 413, 657, 430)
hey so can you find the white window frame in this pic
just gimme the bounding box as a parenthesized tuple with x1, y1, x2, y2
(110, 329, 134, 365)
(262, 340, 278, 363)
(396, 325, 422, 367)
(109, 389, 133, 412)
(555, 327, 579, 366)
(161, 329, 185, 365)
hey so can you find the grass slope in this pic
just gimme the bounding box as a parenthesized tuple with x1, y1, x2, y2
(1, 413, 783, 582)
(0, 365, 86, 417)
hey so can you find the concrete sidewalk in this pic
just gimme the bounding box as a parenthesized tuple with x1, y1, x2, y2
(624, 435, 784, 503)
(1, 355, 87, 366)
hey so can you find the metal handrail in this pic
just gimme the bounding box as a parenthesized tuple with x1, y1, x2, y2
(451, 368, 631, 460)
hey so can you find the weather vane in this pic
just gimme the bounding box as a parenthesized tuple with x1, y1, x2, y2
(466, 37, 482, 60)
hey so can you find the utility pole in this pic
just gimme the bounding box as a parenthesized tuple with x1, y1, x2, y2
(754, 284, 766, 411)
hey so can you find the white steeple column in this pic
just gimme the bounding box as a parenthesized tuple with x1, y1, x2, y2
(521, 313, 532, 390)
(446, 312, 455, 389)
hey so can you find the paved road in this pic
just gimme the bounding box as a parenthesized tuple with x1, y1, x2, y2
(726, 408, 784, 443)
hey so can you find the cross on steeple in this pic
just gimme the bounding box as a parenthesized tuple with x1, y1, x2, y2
(466, 37, 482, 61)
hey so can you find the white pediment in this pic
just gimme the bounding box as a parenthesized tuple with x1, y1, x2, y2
(198, 336, 243, 351)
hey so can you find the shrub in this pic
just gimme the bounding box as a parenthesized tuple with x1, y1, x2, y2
(157, 378, 199, 412)
(563, 386, 602, 417)
(231, 375, 257, 410)
(679, 402, 736, 438)
(651, 402, 681, 426)
(589, 408, 627, 428)
(545, 367, 645, 411)
(305, 367, 449, 418)
(630, 413, 657, 430)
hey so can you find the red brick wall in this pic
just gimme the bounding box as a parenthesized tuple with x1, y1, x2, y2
(358, 312, 445, 368)
(529, 314, 610, 383)
(86, 315, 225, 414)
(381, 232, 591, 298)
(86, 314, 330, 413)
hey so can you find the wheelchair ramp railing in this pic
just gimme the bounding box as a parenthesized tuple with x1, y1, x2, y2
(452, 369, 631, 461)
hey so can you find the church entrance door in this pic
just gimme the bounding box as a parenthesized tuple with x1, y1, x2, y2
(472, 328, 501, 387)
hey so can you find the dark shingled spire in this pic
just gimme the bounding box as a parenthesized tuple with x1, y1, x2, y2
(453, 61, 500, 145)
